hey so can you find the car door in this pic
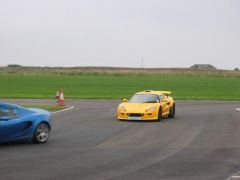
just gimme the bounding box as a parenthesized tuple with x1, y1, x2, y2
(0, 105, 28, 141)
(160, 96, 171, 115)
(164, 97, 172, 114)
(159, 95, 167, 114)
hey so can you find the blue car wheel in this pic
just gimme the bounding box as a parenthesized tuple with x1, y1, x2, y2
(33, 123, 50, 144)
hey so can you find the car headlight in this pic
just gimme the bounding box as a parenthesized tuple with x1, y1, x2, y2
(145, 106, 155, 112)
(149, 106, 155, 112)
(119, 106, 127, 112)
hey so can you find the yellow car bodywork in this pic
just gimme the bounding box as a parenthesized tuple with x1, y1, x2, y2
(117, 90, 175, 121)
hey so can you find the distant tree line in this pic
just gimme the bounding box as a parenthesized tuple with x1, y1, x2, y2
(7, 64, 22, 68)
(5, 64, 239, 71)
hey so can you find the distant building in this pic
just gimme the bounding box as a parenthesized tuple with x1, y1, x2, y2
(190, 64, 216, 69)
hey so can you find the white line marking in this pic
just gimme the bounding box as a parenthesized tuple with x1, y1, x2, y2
(236, 108, 240, 111)
(52, 106, 74, 114)
(226, 171, 240, 180)
(232, 176, 240, 178)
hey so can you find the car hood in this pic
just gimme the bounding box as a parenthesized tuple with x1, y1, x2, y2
(120, 103, 157, 113)
(27, 108, 51, 116)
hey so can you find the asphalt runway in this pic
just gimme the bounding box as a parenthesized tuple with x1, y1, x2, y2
(0, 99, 240, 180)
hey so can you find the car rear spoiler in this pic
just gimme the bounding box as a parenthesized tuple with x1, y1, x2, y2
(143, 90, 172, 96)
(160, 91, 172, 95)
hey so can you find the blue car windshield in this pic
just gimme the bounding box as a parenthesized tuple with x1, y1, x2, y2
(129, 94, 160, 103)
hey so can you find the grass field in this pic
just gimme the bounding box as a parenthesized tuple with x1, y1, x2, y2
(21, 104, 66, 111)
(0, 72, 240, 100)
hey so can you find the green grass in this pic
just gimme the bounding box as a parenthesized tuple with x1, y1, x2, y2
(0, 74, 240, 100)
(21, 104, 66, 111)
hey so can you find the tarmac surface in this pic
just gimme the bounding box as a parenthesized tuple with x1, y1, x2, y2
(0, 99, 240, 180)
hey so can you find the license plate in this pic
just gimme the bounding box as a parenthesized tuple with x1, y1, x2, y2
(128, 116, 141, 120)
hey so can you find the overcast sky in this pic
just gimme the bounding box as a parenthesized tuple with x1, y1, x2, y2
(0, 0, 239, 69)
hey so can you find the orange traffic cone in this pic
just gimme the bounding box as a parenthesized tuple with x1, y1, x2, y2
(58, 89, 64, 106)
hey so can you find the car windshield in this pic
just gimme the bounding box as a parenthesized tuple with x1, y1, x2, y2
(129, 94, 159, 103)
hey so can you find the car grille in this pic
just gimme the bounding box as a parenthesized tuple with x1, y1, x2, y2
(127, 113, 143, 117)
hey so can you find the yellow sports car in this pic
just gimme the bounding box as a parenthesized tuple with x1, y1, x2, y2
(117, 90, 175, 121)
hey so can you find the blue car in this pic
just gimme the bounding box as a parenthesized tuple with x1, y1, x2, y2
(0, 103, 52, 144)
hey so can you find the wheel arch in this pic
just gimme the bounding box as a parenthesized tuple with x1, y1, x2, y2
(36, 120, 51, 130)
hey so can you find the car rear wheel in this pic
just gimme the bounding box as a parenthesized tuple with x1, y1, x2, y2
(158, 107, 163, 121)
(33, 123, 50, 144)
(169, 104, 175, 118)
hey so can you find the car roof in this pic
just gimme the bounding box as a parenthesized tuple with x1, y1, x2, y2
(136, 90, 172, 96)
(0, 103, 20, 107)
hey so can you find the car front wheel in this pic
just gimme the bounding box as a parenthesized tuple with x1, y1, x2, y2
(33, 123, 50, 144)
(158, 107, 163, 121)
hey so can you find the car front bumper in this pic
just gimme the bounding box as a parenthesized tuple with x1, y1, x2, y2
(118, 112, 158, 121)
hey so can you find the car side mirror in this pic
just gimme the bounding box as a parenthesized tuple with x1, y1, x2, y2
(122, 98, 128, 102)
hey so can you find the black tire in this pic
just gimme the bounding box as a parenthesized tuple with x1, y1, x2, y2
(158, 107, 163, 121)
(169, 104, 175, 118)
(32, 123, 50, 144)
